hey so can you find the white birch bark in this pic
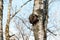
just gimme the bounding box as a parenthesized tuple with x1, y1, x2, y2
(32, 0, 48, 40)
(5, 0, 12, 40)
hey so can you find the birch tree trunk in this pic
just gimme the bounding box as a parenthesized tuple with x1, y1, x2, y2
(0, 0, 3, 40)
(43, 0, 48, 40)
(32, 0, 48, 40)
(5, 0, 12, 40)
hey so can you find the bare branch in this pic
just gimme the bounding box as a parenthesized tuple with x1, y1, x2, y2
(14, 21, 24, 39)
(15, 16, 33, 31)
(21, 0, 32, 7)
(47, 29, 57, 36)
(9, 31, 19, 40)
(11, 0, 32, 20)
(9, 34, 15, 38)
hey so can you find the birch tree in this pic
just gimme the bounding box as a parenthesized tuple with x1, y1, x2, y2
(29, 0, 48, 40)
(0, 0, 3, 40)
(5, 0, 12, 40)
(5, 0, 32, 40)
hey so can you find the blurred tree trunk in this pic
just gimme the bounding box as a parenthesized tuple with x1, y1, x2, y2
(5, 0, 12, 40)
(0, 0, 3, 40)
(32, 0, 48, 40)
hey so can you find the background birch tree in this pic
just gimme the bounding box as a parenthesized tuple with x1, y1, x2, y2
(5, 0, 32, 40)
(5, 0, 12, 40)
(0, 0, 3, 40)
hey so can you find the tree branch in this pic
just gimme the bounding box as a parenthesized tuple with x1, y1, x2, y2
(9, 34, 15, 38)
(47, 29, 57, 36)
(11, 0, 32, 20)
(15, 16, 33, 31)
